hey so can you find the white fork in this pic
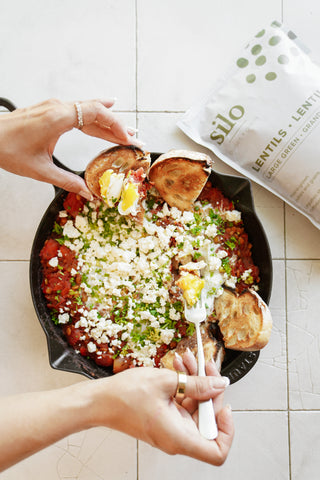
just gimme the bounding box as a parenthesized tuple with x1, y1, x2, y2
(183, 290, 218, 440)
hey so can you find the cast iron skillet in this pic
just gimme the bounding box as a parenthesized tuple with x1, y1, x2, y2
(0, 97, 273, 384)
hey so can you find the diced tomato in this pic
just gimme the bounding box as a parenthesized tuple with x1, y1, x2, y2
(43, 272, 71, 296)
(113, 356, 133, 373)
(153, 344, 169, 367)
(59, 244, 77, 271)
(199, 182, 234, 210)
(40, 238, 60, 262)
(63, 192, 86, 218)
(63, 325, 82, 347)
(79, 345, 88, 356)
(95, 352, 114, 367)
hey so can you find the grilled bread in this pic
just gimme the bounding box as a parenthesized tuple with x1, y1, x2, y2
(160, 326, 225, 371)
(214, 288, 272, 351)
(85, 145, 150, 200)
(148, 149, 214, 211)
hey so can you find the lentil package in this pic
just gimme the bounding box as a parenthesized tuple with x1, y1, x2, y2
(178, 21, 320, 229)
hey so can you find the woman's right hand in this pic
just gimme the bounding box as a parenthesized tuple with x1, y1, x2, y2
(82, 360, 234, 466)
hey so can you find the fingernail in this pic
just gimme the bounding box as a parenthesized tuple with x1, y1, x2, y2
(226, 403, 232, 411)
(222, 376, 230, 387)
(80, 190, 94, 201)
(186, 347, 192, 354)
(174, 352, 182, 361)
(127, 126, 139, 134)
(212, 376, 229, 388)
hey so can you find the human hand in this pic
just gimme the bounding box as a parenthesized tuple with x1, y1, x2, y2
(0, 98, 143, 199)
(83, 362, 234, 466)
(0, 357, 233, 471)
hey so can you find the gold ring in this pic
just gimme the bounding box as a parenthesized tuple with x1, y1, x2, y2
(74, 102, 84, 130)
(175, 371, 187, 401)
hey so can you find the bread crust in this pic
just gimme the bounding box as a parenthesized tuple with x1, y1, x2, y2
(160, 326, 224, 371)
(148, 149, 214, 211)
(214, 288, 272, 351)
(85, 145, 151, 199)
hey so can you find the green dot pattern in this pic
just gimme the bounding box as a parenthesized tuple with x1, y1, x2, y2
(255, 29, 265, 38)
(269, 36, 281, 46)
(246, 74, 256, 83)
(265, 72, 277, 81)
(278, 54, 289, 64)
(236, 27, 293, 84)
(256, 55, 266, 66)
(251, 44, 262, 55)
(237, 58, 249, 68)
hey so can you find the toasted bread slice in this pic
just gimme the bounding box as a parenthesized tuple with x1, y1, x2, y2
(214, 288, 272, 351)
(85, 145, 150, 200)
(160, 326, 224, 371)
(148, 149, 214, 211)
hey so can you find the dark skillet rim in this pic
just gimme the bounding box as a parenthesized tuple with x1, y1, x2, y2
(29, 151, 273, 384)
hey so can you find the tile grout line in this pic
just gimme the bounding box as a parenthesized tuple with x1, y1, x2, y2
(283, 201, 292, 480)
(0, 259, 30, 263)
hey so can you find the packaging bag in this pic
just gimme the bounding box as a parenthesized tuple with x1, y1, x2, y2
(178, 21, 320, 229)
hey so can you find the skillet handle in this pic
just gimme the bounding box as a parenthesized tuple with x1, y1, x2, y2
(0, 97, 16, 112)
(0, 97, 82, 195)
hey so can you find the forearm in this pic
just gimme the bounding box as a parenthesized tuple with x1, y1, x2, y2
(0, 382, 96, 472)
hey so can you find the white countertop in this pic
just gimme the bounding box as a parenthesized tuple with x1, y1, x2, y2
(0, 1, 319, 479)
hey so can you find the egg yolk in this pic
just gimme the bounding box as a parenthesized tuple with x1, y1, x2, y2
(99, 170, 113, 198)
(120, 182, 139, 212)
(176, 273, 205, 306)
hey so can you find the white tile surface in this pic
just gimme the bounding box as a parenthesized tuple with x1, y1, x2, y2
(285, 205, 320, 259)
(0, 172, 53, 261)
(2, 428, 137, 480)
(1, 0, 320, 478)
(287, 260, 320, 410)
(138, 412, 289, 480)
(0, 0, 136, 110)
(290, 411, 320, 480)
(0, 262, 81, 394)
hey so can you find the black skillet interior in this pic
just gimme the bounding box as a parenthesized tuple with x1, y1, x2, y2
(28, 149, 273, 384)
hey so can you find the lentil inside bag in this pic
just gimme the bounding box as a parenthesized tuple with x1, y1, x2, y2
(178, 21, 320, 229)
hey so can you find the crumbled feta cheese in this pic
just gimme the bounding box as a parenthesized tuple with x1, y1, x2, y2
(48, 256, 58, 268)
(87, 342, 97, 353)
(63, 220, 81, 238)
(225, 276, 237, 289)
(58, 313, 70, 324)
(241, 269, 252, 281)
(224, 210, 241, 223)
(160, 329, 175, 345)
